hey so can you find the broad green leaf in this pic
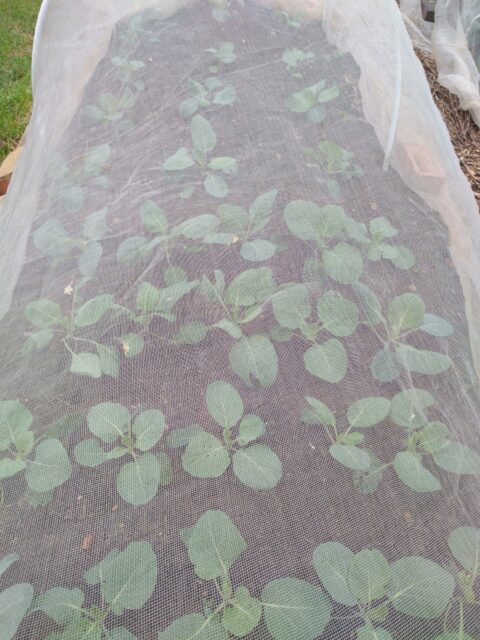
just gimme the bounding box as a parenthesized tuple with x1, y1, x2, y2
(0, 553, 18, 579)
(421, 313, 453, 337)
(133, 410, 165, 451)
(0, 401, 32, 451)
(88, 403, 130, 443)
(95, 344, 119, 378)
(323, 243, 363, 284)
(74, 439, 106, 467)
(303, 396, 336, 428)
(304, 339, 347, 383)
(78, 241, 102, 277)
(157, 281, 197, 314)
(348, 550, 390, 603)
(24, 487, 54, 506)
(237, 414, 266, 445)
(191, 115, 216, 153)
(393, 452, 440, 492)
(208, 156, 237, 174)
(179, 97, 200, 118)
(317, 291, 358, 337)
(203, 173, 228, 198)
(83, 144, 111, 174)
(315, 205, 346, 238)
(344, 217, 368, 243)
(25, 299, 67, 328)
(117, 236, 152, 264)
(233, 444, 282, 489)
(249, 189, 278, 232)
(25, 439, 71, 492)
(0, 583, 33, 640)
(33, 219, 70, 256)
(218, 204, 248, 233)
(308, 104, 326, 123)
(353, 284, 384, 326)
(121, 333, 144, 358)
(391, 246, 415, 269)
(140, 200, 167, 234)
(285, 87, 316, 113)
(13, 431, 34, 456)
(157, 452, 173, 487)
(75, 294, 114, 328)
(137, 282, 160, 312)
(213, 319, 242, 339)
(356, 627, 393, 640)
(282, 48, 314, 69)
(284, 200, 345, 241)
(213, 84, 236, 105)
(284, 200, 322, 239)
(330, 444, 370, 471)
(395, 345, 451, 375)
(100, 541, 157, 615)
(83, 208, 109, 240)
(206, 380, 244, 429)
(272, 284, 311, 329)
(163, 147, 194, 171)
(70, 352, 102, 378)
(262, 578, 331, 640)
(419, 421, 451, 453)
(164, 266, 187, 286)
(182, 432, 230, 478)
(433, 442, 480, 474)
(223, 586, 262, 637)
(317, 85, 339, 102)
(84, 548, 119, 585)
(387, 293, 425, 335)
(0, 458, 26, 479)
(387, 556, 454, 619)
(105, 447, 129, 461)
(158, 613, 228, 640)
(370, 216, 397, 238)
(229, 335, 278, 387)
(313, 542, 356, 606)
(240, 239, 276, 262)
(117, 452, 160, 505)
(225, 268, 274, 307)
(178, 214, 220, 239)
(448, 526, 480, 575)
(186, 510, 246, 579)
(173, 322, 208, 345)
(166, 426, 203, 449)
(390, 389, 434, 429)
(109, 628, 137, 640)
(347, 398, 391, 429)
(27, 328, 54, 351)
(34, 587, 84, 624)
(353, 452, 386, 494)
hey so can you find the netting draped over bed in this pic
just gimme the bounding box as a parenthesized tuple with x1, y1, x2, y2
(1, 1, 480, 639)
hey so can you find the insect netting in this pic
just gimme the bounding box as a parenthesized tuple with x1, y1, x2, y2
(401, 0, 480, 125)
(2, 1, 480, 639)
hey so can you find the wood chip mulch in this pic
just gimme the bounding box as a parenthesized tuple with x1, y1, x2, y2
(416, 48, 480, 207)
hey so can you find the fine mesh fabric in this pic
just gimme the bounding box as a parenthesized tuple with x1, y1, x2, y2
(2, 1, 480, 640)
(401, 0, 480, 125)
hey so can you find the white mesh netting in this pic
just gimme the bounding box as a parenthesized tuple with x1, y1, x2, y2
(1, 1, 480, 639)
(400, 0, 480, 125)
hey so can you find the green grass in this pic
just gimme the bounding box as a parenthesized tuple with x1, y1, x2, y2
(0, 0, 42, 163)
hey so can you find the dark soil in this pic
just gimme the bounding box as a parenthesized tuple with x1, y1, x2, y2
(1, 2, 480, 639)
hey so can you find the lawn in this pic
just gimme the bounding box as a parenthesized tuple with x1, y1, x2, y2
(0, 0, 42, 163)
